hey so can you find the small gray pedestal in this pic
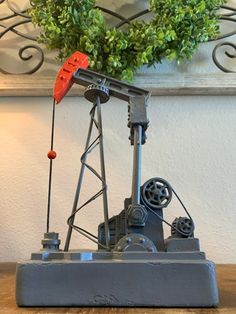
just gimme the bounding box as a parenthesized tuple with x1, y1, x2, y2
(16, 251, 218, 307)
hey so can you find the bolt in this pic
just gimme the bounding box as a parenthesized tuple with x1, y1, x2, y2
(126, 237, 132, 244)
(132, 209, 143, 220)
(139, 237, 145, 244)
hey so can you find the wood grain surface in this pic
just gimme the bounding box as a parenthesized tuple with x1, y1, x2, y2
(1, 73, 236, 97)
(0, 263, 235, 314)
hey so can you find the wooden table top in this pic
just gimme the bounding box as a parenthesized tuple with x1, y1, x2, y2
(0, 263, 235, 314)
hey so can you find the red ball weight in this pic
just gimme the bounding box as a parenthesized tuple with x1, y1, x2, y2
(47, 150, 57, 159)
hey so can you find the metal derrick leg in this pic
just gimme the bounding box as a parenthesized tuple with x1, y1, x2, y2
(64, 105, 96, 251)
(96, 96, 110, 249)
(64, 96, 110, 251)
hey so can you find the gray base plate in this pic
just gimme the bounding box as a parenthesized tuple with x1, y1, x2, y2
(16, 251, 218, 307)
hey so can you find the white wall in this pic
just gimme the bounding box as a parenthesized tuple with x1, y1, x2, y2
(0, 95, 236, 263)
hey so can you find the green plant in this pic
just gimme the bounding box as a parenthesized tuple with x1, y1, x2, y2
(29, 0, 225, 81)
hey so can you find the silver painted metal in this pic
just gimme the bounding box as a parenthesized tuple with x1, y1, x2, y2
(16, 254, 218, 307)
(113, 234, 157, 252)
(64, 87, 111, 251)
(64, 70, 150, 251)
(41, 232, 61, 251)
(64, 106, 96, 252)
(15, 68, 219, 307)
(141, 177, 172, 210)
(64, 81, 111, 252)
(96, 95, 110, 249)
(131, 125, 142, 206)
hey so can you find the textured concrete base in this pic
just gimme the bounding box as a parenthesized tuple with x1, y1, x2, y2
(16, 252, 218, 307)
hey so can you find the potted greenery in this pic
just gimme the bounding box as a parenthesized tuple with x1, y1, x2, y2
(29, 0, 225, 81)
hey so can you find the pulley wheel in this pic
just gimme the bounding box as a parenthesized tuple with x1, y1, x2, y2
(174, 217, 194, 237)
(141, 177, 172, 209)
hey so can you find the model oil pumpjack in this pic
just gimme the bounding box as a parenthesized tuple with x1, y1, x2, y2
(16, 52, 219, 307)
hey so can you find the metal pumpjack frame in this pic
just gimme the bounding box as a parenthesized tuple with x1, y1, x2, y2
(15, 59, 219, 308)
(64, 68, 150, 252)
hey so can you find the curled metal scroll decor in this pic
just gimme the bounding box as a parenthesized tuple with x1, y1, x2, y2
(212, 42, 236, 72)
(0, 0, 236, 74)
(0, 44, 44, 74)
(211, 5, 236, 73)
(95, 6, 151, 29)
(0, 0, 44, 74)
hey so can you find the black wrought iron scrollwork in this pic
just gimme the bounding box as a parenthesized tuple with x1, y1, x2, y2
(1, 0, 236, 74)
(0, 19, 35, 41)
(211, 5, 236, 73)
(96, 6, 151, 29)
(0, 0, 44, 74)
(212, 42, 236, 73)
(0, 45, 44, 74)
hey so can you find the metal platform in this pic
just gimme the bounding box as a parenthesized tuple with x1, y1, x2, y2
(16, 251, 218, 307)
